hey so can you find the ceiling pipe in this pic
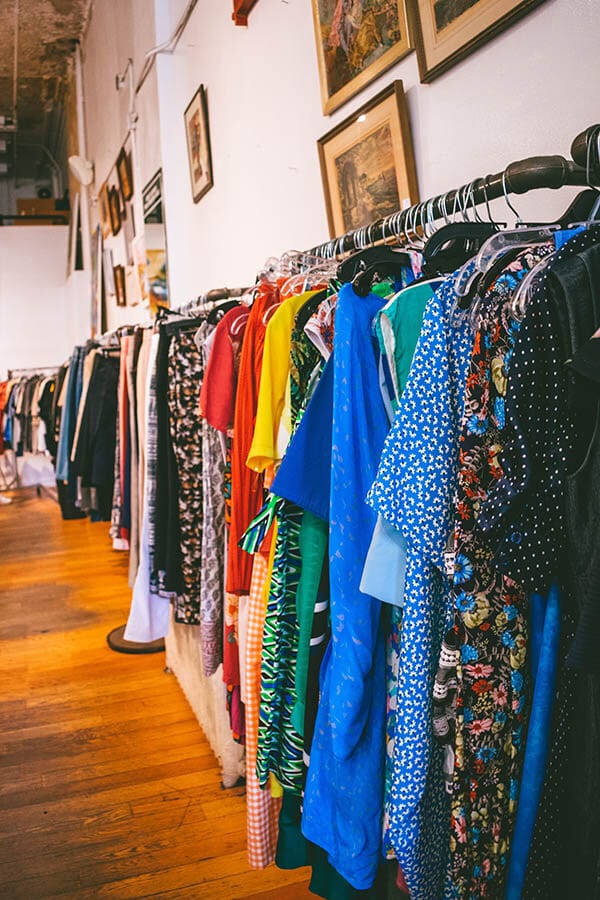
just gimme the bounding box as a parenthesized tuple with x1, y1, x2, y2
(74, 39, 91, 273)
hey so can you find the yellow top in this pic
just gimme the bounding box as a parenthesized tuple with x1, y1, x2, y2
(246, 290, 318, 473)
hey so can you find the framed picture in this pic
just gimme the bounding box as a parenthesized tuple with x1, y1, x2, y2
(116, 147, 134, 201)
(113, 264, 126, 307)
(91, 225, 105, 337)
(184, 85, 213, 203)
(142, 169, 164, 224)
(317, 80, 419, 238)
(97, 183, 111, 238)
(102, 247, 115, 298)
(67, 191, 80, 276)
(410, 0, 546, 83)
(108, 186, 121, 235)
(311, 1, 412, 115)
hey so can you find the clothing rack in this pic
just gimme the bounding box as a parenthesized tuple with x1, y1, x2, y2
(7, 366, 59, 379)
(309, 124, 600, 260)
(175, 285, 252, 317)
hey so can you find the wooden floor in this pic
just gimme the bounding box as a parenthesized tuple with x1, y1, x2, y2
(0, 491, 313, 899)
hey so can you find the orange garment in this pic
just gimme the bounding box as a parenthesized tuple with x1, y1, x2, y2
(226, 281, 280, 595)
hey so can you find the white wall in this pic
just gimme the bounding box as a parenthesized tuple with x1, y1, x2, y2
(0, 227, 73, 377)
(154, 0, 600, 307)
(82, 0, 162, 331)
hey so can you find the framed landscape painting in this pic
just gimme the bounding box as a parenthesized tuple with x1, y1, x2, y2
(312, 1, 412, 115)
(411, 0, 546, 82)
(317, 80, 419, 237)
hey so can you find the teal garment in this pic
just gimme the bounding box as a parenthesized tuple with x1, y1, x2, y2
(291, 509, 328, 737)
(374, 280, 442, 409)
(276, 790, 309, 869)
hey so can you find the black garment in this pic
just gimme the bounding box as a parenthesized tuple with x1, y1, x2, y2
(497, 230, 600, 900)
(72, 353, 119, 521)
(38, 379, 57, 459)
(153, 329, 183, 595)
(478, 226, 600, 594)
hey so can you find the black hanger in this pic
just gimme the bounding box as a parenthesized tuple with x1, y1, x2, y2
(337, 245, 411, 284)
(162, 315, 207, 336)
(207, 299, 241, 325)
(352, 258, 409, 297)
(524, 188, 600, 229)
(294, 288, 328, 332)
(421, 222, 499, 277)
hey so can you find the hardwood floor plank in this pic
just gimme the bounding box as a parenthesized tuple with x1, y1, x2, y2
(0, 495, 312, 898)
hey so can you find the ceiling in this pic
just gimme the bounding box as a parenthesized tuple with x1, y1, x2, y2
(0, 0, 91, 191)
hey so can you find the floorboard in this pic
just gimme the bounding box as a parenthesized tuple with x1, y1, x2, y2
(0, 491, 312, 899)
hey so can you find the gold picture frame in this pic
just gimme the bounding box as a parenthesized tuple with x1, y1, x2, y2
(98, 182, 111, 239)
(317, 80, 419, 238)
(311, 0, 412, 115)
(410, 0, 546, 83)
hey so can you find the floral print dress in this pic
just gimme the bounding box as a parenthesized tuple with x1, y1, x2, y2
(440, 245, 554, 899)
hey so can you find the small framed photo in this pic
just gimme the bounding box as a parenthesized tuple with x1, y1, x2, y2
(317, 80, 419, 238)
(113, 264, 126, 306)
(98, 182, 111, 238)
(311, 1, 412, 115)
(108, 186, 121, 236)
(411, 0, 546, 83)
(116, 147, 134, 201)
(184, 85, 213, 203)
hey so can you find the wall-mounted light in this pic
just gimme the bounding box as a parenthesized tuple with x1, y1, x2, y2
(68, 155, 94, 186)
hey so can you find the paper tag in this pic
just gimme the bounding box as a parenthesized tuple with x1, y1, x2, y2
(444, 550, 455, 577)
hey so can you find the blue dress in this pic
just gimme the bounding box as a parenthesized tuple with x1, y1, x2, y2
(280, 281, 390, 889)
(367, 276, 473, 899)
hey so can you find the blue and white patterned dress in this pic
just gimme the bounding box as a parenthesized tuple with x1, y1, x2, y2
(367, 276, 473, 900)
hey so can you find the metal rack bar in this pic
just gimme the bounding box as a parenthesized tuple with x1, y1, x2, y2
(309, 150, 597, 260)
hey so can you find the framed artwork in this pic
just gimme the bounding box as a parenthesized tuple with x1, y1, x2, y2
(102, 247, 116, 298)
(108, 186, 121, 235)
(67, 191, 80, 276)
(184, 85, 213, 203)
(98, 183, 111, 238)
(410, 0, 546, 82)
(113, 264, 126, 307)
(311, 1, 412, 115)
(116, 147, 134, 201)
(142, 169, 164, 223)
(317, 80, 419, 237)
(90, 225, 105, 337)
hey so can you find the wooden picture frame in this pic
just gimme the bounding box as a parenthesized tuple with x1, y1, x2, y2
(113, 264, 126, 307)
(116, 147, 134, 201)
(184, 85, 213, 203)
(108, 186, 121, 236)
(317, 80, 419, 238)
(98, 182, 111, 238)
(311, 1, 412, 115)
(410, 0, 546, 83)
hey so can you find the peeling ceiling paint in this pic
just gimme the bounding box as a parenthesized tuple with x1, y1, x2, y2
(0, 0, 91, 186)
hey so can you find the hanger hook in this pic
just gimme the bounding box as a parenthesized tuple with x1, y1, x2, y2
(502, 171, 523, 225)
(481, 174, 494, 224)
(461, 183, 472, 222)
(470, 178, 483, 222)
